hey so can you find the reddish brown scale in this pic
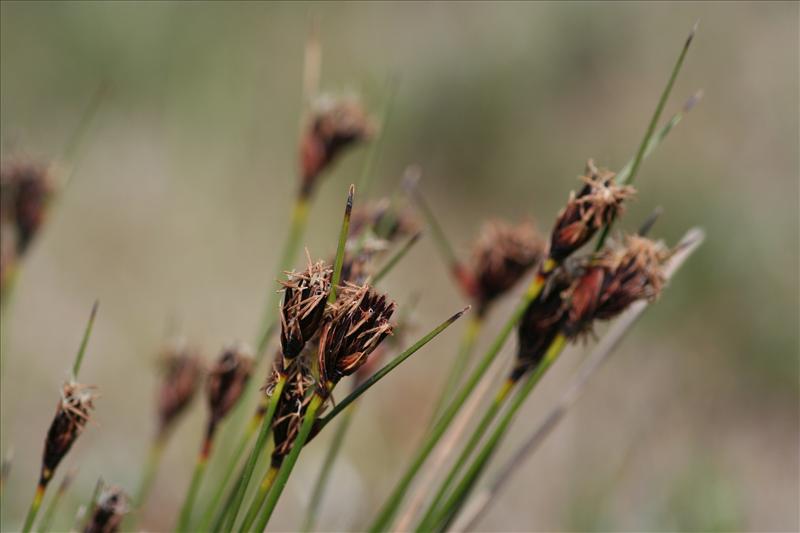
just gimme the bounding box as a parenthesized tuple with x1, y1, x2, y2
(280, 259, 332, 359)
(156, 342, 203, 439)
(84, 486, 129, 533)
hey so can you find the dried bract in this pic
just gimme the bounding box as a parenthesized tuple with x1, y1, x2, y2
(280, 259, 332, 359)
(157, 341, 203, 438)
(40, 382, 97, 486)
(84, 486, 129, 533)
(317, 283, 395, 392)
(564, 234, 668, 337)
(550, 160, 635, 262)
(299, 95, 375, 198)
(469, 219, 546, 316)
(206, 343, 253, 428)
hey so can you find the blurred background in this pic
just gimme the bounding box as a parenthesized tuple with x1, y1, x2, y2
(1, 2, 797, 531)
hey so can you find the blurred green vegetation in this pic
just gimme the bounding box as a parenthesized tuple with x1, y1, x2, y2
(1, 2, 797, 531)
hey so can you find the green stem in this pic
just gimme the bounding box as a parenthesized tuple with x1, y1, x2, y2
(302, 401, 359, 533)
(330, 185, 355, 303)
(427, 315, 483, 428)
(403, 173, 460, 269)
(175, 436, 213, 532)
(356, 77, 398, 198)
(372, 232, 421, 284)
(71, 301, 99, 380)
(430, 336, 567, 531)
(37, 470, 76, 532)
(21, 484, 45, 533)
(367, 263, 553, 532)
(253, 394, 325, 531)
(223, 375, 287, 530)
(596, 22, 697, 249)
(415, 379, 515, 532)
(315, 305, 469, 433)
(129, 436, 166, 526)
(238, 464, 280, 532)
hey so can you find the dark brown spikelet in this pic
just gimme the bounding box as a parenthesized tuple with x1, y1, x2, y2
(468, 219, 546, 316)
(40, 382, 97, 487)
(206, 344, 253, 431)
(84, 485, 129, 533)
(280, 258, 332, 359)
(317, 283, 395, 393)
(511, 268, 575, 381)
(564, 234, 668, 337)
(299, 95, 375, 198)
(0, 159, 55, 256)
(270, 361, 315, 468)
(349, 200, 420, 243)
(549, 160, 635, 262)
(156, 341, 203, 438)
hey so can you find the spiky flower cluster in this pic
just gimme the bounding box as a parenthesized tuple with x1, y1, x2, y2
(549, 160, 635, 262)
(466, 219, 546, 316)
(157, 341, 203, 438)
(84, 485, 129, 533)
(270, 361, 315, 467)
(317, 283, 395, 393)
(40, 382, 97, 487)
(280, 259, 332, 359)
(206, 344, 253, 432)
(299, 95, 375, 198)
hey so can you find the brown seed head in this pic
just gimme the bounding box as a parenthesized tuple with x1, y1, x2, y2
(0, 159, 55, 256)
(468, 219, 546, 316)
(564, 234, 668, 337)
(280, 258, 332, 359)
(270, 361, 315, 467)
(349, 200, 419, 243)
(206, 343, 253, 426)
(317, 283, 395, 392)
(156, 340, 203, 438)
(550, 160, 635, 262)
(40, 382, 97, 486)
(299, 95, 375, 198)
(84, 485, 129, 533)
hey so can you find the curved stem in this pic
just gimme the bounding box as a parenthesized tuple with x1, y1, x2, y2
(238, 465, 280, 532)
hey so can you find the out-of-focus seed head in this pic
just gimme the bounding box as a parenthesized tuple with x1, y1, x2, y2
(206, 343, 253, 426)
(549, 160, 635, 262)
(0, 159, 55, 256)
(511, 268, 575, 381)
(564, 234, 668, 337)
(299, 95, 375, 198)
(317, 283, 395, 392)
(280, 258, 332, 359)
(156, 340, 203, 438)
(40, 382, 97, 486)
(349, 200, 419, 243)
(84, 485, 129, 533)
(270, 361, 315, 467)
(468, 219, 546, 316)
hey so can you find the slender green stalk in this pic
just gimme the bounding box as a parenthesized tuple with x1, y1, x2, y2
(129, 436, 166, 526)
(222, 375, 287, 530)
(21, 484, 46, 533)
(238, 464, 280, 531)
(415, 379, 515, 531)
(367, 264, 553, 532)
(72, 300, 99, 380)
(430, 335, 568, 531)
(372, 232, 421, 284)
(596, 22, 698, 248)
(357, 77, 399, 198)
(60, 82, 109, 188)
(175, 448, 210, 532)
(37, 468, 77, 532)
(330, 185, 355, 303)
(253, 393, 325, 531)
(315, 305, 470, 432)
(428, 315, 483, 427)
(402, 170, 459, 269)
(301, 399, 359, 532)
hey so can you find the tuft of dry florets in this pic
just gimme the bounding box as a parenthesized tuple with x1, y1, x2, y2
(0, 159, 55, 256)
(84, 485, 129, 533)
(40, 382, 97, 487)
(206, 344, 253, 434)
(280, 258, 332, 359)
(563, 234, 668, 337)
(270, 361, 315, 468)
(549, 160, 635, 262)
(317, 283, 395, 393)
(467, 219, 546, 316)
(299, 95, 375, 198)
(156, 340, 203, 438)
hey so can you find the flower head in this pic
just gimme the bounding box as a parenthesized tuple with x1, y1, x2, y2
(467, 219, 546, 315)
(0, 159, 55, 256)
(550, 160, 635, 262)
(317, 283, 395, 392)
(206, 343, 253, 427)
(270, 361, 315, 467)
(349, 200, 419, 243)
(280, 258, 332, 359)
(157, 340, 203, 438)
(40, 382, 97, 486)
(299, 95, 375, 198)
(84, 485, 129, 533)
